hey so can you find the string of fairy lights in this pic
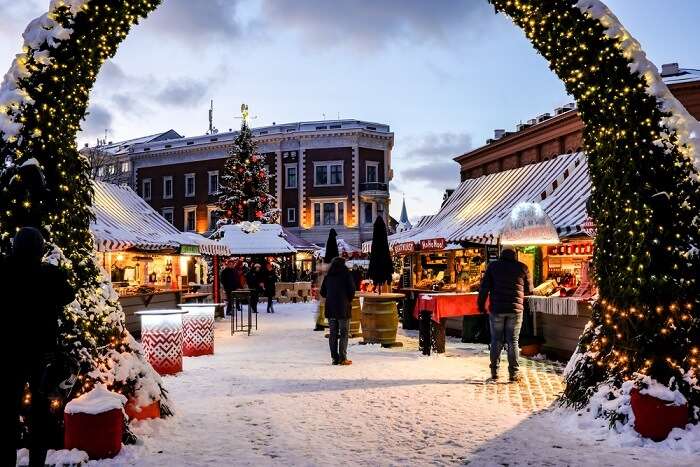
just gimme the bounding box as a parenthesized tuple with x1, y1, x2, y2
(0, 0, 697, 429)
(489, 0, 700, 421)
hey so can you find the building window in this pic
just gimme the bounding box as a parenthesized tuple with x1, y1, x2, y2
(314, 161, 343, 187)
(163, 176, 173, 199)
(377, 202, 385, 221)
(142, 178, 152, 201)
(366, 162, 379, 183)
(364, 202, 373, 224)
(207, 205, 219, 231)
(185, 173, 195, 198)
(97, 166, 104, 177)
(285, 164, 297, 189)
(121, 161, 130, 173)
(312, 200, 345, 226)
(208, 171, 219, 195)
(184, 206, 197, 232)
(287, 207, 296, 224)
(162, 207, 174, 225)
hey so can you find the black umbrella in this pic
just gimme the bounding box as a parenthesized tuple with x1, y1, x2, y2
(368, 216, 393, 291)
(323, 228, 339, 264)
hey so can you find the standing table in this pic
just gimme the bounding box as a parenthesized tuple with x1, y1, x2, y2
(413, 292, 483, 353)
(136, 310, 188, 375)
(178, 303, 221, 356)
(229, 289, 257, 336)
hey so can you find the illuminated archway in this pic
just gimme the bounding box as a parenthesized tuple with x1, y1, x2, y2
(0, 0, 698, 424)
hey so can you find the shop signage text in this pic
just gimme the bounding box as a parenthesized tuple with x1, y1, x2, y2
(420, 238, 446, 251)
(392, 242, 416, 255)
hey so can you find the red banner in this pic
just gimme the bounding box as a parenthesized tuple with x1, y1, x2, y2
(420, 238, 446, 251)
(392, 242, 416, 255)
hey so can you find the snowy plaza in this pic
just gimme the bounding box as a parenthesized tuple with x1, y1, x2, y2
(46, 302, 691, 467)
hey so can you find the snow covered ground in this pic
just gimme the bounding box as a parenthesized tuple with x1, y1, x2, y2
(64, 302, 698, 466)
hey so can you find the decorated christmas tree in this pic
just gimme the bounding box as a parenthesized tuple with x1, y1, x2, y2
(217, 105, 278, 225)
(0, 0, 170, 444)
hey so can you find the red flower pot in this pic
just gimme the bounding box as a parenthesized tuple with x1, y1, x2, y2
(64, 408, 123, 459)
(125, 399, 161, 421)
(630, 388, 688, 441)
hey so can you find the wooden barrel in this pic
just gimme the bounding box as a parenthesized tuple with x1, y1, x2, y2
(349, 295, 362, 338)
(360, 293, 404, 345)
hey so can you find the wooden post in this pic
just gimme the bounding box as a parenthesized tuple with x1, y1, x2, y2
(213, 256, 221, 303)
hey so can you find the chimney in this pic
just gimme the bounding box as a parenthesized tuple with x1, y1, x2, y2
(661, 63, 680, 77)
(564, 102, 576, 111)
(554, 107, 566, 116)
(494, 129, 506, 139)
(537, 113, 552, 123)
(527, 118, 537, 126)
(516, 122, 531, 131)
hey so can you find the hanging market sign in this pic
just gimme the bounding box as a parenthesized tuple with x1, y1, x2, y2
(581, 216, 597, 237)
(419, 238, 446, 251)
(180, 245, 200, 256)
(548, 243, 594, 256)
(392, 241, 416, 255)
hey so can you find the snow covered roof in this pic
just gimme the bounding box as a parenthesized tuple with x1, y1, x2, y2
(216, 223, 297, 255)
(385, 152, 590, 247)
(280, 227, 319, 251)
(92, 130, 183, 156)
(315, 237, 363, 259)
(662, 68, 700, 86)
(91, 181, 228, 255)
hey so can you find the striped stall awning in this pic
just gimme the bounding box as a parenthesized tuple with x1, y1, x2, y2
(387, 152, 591, 247)
(91, 181, 228, 255)
(181, 232, 232, 256)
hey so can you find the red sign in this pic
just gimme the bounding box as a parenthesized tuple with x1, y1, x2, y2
(392, 242, 416, 255)
(420, 238, 446, 251)
(548, 243, 594, 256)
(582, 216, 597, 237)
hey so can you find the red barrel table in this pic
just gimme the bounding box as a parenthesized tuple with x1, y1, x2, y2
(178, 303, 220, 357)
(136, 310, 188, 375)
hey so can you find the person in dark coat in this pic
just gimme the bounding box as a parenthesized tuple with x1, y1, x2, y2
(478, 247, 533, 382)
(246, 264, 263, 314)
(320, 257, 356, 365)
(1, 227, 75, 467)
(262, 262, 277, 313)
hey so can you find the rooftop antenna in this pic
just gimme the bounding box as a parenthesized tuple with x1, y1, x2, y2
(322, 113, 326, 121)
(207, 100, 219, 134)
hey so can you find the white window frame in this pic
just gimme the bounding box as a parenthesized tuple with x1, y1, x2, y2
(163, 176, 173, 200)
(366, 161, 380, 183)
(121, 161, 130, 173)
(185, 173, 196, 198)
(313, 161, 344, 187)
(142, 178, 152, 201)
(311, 197, 347, 226)
(97, 166, 105, 178)
(162, 207, 174, 225)
(285, 164, 298, 189)
(287, 207, 297, 224)
(184, 205, 197, 232)
(363, 201, 375, 225)
(208, 170, 219, 195)
(207, 205, 219, 231)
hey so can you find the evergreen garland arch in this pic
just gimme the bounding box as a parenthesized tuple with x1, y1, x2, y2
(0, 0, 698, 428)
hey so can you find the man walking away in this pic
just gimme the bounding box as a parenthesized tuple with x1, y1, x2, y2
(1, 227, 75, 467)
(246, 264, 263, 314)
(262, 262, 277, 313)
(320, 257, 356, 365)
(478, 247, 533, 382)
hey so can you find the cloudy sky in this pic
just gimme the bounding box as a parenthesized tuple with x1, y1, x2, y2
(1, 1, 698, 220)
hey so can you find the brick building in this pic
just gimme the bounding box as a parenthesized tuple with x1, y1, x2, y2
(455, 64, 700, 179)
(90, 120, 394, 247)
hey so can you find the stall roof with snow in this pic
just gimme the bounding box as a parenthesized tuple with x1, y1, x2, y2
(381, 152, 590, 247)
(315, 236, 363, 258)
(91, 181, 228, 255)
(280, 226, 319, 252)
(215, 223, 297, 256)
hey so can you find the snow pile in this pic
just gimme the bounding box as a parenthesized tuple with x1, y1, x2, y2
(17, 448, 89, 466)
(639, 375, 688, 406)
(0, 0, 91, 142)
(64, 384, 127, 415)
(576, 0, 700, 172)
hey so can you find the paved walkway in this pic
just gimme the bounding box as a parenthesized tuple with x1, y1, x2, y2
(97, 303, 695, 466)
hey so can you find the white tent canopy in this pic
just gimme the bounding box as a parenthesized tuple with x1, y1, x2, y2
(215, 223, 297, 255)
(91, 181, 228, 255)
(384, 152, 590, 247)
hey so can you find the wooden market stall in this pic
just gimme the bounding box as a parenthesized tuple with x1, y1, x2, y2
(383, 152, 594, 357)
(92, 182, 229, 334)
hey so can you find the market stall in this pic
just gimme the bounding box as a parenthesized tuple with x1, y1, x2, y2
(382, 153, 595, 357)
(280, 226, 320, 281)
(92, 182, 228, 334)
